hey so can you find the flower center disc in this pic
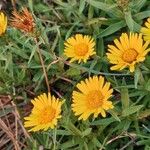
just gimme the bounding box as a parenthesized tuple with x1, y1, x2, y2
(122, 49, 138, 63)
(39, 107, 56, 124)
(74, 43, 88, 56)
(86, 90, 104, 109)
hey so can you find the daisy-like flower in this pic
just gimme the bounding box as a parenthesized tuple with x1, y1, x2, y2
(11, 7, 35, 33)
(0, 12, 7, 36)
(106, 33, 150, 72)
(24, 93, 63, 132)
(72, 76, 114, 120)
(64, 34, 96, 63)
(141, 18, 150, 42)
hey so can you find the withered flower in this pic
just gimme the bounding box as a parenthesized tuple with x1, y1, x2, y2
(11, 7, 35, 33)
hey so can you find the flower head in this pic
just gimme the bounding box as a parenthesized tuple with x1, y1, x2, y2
(11, 7, 35, 33)
(107, 33, 150, 72)
(72, 76, 114, 120)
(64, 34, 96, 63)
(141, 18, 150, 42)
(24, 93, 63, 132)
(0, 12, 7, 36)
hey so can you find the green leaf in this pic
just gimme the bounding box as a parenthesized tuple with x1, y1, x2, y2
(79, 0, 86, 14)
(55, 130, 72, 135)
(54, 0, 69, 7)
(67, 122, 82, 136)
(0, 54, 7, 61)
(97, 21, 126, 37)
(92, 138, 102, 147)
(61, 141, 78, 149)
(145, 56, 150, 69)
(34, 3, 50, 13)
(28, 0, 34, 12)
(134, 67, 141, 89)
(89, 59, 98, 76)
(121, 79, 130, 109)
(125, 11, 134, 31)
(122, 120, 131, 131)
(134, 67, 145, 88)
(106, 8, 123, 18)
(136, 139, 150, 146)
(51, 34, 59, 53)
(86, 17, 107, 26)
(11, 46, 29, 59)
(65, 21, 80, 40)
(86, 0, 117, 12)
(122, 105, 143, 117)
(66, 68, 81, 77)
(97, 38, 104, 57)
(32, 71, 42, 82)
(133, 20, 141, 32)
(132, 0, 147, 11)
(88, 4, 94, 19)
(134, 11, 150, 20)
(58, 37, 64, 56)
(28, 45, 37, 64)
(82, 128, 92, 137)
(108, 110, 121, 122)
(144, 79, 150, 92)
(90, 117, 116, 126)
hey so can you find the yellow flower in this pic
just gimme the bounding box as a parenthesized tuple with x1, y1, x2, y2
(64, 34, 96, 63)
(0, 12, 7, 36)
(72, 76, 114, 120)
(106, 33, 150, 72)
(24, 93, 63, 132)
(141, 18, 150, 42)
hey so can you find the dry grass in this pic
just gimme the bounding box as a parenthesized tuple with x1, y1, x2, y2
(0, 95, 30, 150)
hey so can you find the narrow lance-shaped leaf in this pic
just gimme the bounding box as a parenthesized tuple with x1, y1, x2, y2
(134, 11, 150, 20)
(86, 0, 117, 12)
(132, 0, 147, 12)
(134, 67, 145, 88)
(108, 110, 121, 122)
(81, 128, 92, 137)
(97, 21, 126, 38)
(79, 0, 86, 14)
(125, 11, 134, 31)
(122, 105, 143, 117)
(97, 38, 104, 57)
(144, 79, 150, 92)
(121, 78, 130, 109)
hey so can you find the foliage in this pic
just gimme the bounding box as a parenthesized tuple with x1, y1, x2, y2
(0, 0, 150, 149)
